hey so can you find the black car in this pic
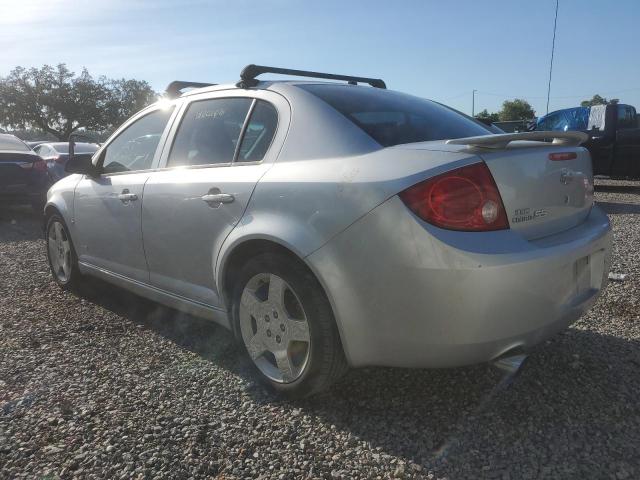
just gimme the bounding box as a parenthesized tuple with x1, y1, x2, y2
(534, 104, 640, 178)
(0, 134, 51, 211)
(33, 142, 99, 182)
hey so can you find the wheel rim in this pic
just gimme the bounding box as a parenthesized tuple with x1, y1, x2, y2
(239, 273, 311, 383)
(47, 221, 72, 283)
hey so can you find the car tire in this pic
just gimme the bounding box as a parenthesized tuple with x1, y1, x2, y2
(231, 252, 348, 398)
(45, 214, 82, 290)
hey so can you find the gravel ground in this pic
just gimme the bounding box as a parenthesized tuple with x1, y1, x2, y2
(1, 180, 639, 479)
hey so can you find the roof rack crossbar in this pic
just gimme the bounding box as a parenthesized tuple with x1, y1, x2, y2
(165, 81, 216, 99)
(238, 64, 386, 89)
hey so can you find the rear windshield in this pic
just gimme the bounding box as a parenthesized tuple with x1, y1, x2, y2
(0, 135, 30, 152)
(299, 84, 491, 147)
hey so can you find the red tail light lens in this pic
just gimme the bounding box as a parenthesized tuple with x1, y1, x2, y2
(54, 156, 65, 164)
(32, 159, 48, 173)
(549, 152, 577, 161)
(399, 162, 509, 231)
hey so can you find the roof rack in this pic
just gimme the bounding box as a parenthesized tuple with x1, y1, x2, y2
(238, 64, 386, 89)
(165, 81, 216, 99)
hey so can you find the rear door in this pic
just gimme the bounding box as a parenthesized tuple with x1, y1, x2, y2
(73, 105, 177, 282)
(142, 90, 286, 307)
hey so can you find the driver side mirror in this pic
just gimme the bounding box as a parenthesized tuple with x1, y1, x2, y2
(65, 154, 100, 176)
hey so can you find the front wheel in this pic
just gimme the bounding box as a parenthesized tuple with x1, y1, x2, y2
(46, 214, 82, 289)
(232, 253, 348, 398)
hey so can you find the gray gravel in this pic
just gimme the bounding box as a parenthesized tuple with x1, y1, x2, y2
(1, 179, 639, 479)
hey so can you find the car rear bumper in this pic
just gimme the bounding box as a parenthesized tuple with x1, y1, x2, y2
(0, 171, 50, 205)
(0, 189, 47, 205)
(307, 196, 612, 368)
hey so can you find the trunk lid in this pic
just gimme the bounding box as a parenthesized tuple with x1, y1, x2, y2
(476, 143, 593, 239)
(0, 151, 41, 187)
(396, 132, 594, 239)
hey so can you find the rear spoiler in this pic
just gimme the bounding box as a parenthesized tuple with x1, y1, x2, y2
(446, 131, 588, 149)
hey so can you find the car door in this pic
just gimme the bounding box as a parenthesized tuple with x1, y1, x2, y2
(73, 105, 177, 282)
(142, 91, 286, 307)
(613, 105, 640, 178)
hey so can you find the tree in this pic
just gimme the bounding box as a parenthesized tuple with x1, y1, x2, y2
(499, 99, 535, 121)
(0, 64, 157, 140)
(580, 94, 619, 107)
(475, 109, 500, 123)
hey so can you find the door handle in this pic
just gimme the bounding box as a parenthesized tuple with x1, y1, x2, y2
(117, 191, 138, 203)
(201, 193, 234, 205)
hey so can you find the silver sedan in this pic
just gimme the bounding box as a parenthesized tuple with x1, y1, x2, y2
(44, 65, 612, 397)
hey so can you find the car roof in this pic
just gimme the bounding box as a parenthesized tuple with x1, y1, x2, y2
(176, 80, 373, 98)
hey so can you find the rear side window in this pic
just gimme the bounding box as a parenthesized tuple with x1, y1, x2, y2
(168, 98, 253, 167)
(0, 135, 30, 152)
(299, 84, 491, 147)
(617, 105, 636, 129)
(237, 100, 278, 162)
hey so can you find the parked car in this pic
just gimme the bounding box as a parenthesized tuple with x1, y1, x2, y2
(34, 142, 99, 182)
(45, 65, 612, 397)
(0, 134, 51, 211)
(534, 104, 640, 178)
(26, 140, 51, 149)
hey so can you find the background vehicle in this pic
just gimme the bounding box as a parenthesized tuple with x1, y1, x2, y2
(26, 140, 50, 149)
(45, 66, 611, 397)
(534, 104, 640, 178)
(0, 133, 50, 211)
(34, 142, 99, 182)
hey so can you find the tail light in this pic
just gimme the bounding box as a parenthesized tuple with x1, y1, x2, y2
(399, 162, 509, 231)
(54, 156, 65, 164)
(32, 159, 48, 173)
(549, 152, 577, 161)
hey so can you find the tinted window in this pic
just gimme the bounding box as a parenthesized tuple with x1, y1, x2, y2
(102, 108, 175, 174)
(299, 84, 491, 147)
(237, 100, 278, 162)
(618, 105, 636, 129)
(0, 134, 30, 152)
(168, 98, 252, 167)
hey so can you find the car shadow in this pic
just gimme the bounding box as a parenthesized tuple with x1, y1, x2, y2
(0, 205, 43, 243)
(595, 200, 640, 215)
(594, 183, 640, 194)
(72, 279, 640, 476)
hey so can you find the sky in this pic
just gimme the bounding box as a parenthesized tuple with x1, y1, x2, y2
(1, 0, 639, 117)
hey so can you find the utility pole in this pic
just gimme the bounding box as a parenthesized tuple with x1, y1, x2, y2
(472, 89, 477, 117)
(546, 0, 559, 115)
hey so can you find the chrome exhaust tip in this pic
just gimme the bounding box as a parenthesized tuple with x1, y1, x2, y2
(493, 353, 528, 375)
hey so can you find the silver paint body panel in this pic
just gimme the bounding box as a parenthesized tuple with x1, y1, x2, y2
(46, 81, 612, 368)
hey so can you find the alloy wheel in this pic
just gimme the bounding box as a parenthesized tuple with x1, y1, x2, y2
(239, 273, 311, 383)
(47, 221, 72, 283)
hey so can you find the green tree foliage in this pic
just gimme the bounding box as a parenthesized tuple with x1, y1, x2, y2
(499, 99, 535, 121)
(475, 109, 500, 123)
(0, 64, 157, 140)
(580, 94, 619, 107)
